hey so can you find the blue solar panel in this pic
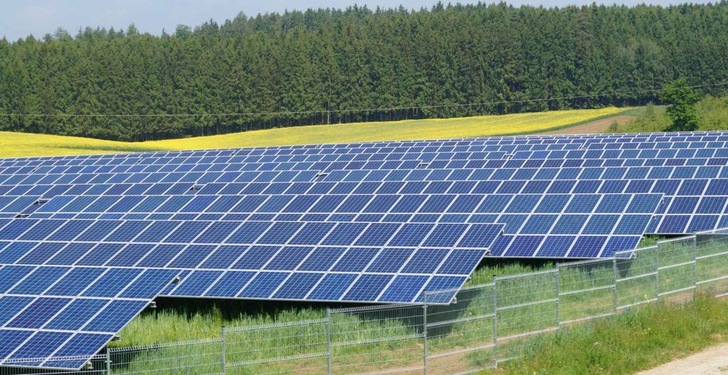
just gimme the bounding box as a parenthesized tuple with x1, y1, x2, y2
(170, 270, 221, 296)
(272, 273, 324, 299)
(3, 131, 728, 369)
(238, 272, 289, 298)
(43, 333, 112, 369)
(0, 263, 173, 370)
(44, 299, 110, 331)
(7, 331, 72, 366)
(583, 215, 620, 235)
(7, 298, 70, 329)
(0, 242, 37, 264)
(0, 330, 33, 360)
(83, 300, 151, 332)
(342, 274, 392, 302)
(307, 273, 358, 301)
(205, 271, 255, 297)
(45, 267, 106, 296)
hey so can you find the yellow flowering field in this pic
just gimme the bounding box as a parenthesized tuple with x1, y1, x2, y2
(0, 107, 626, 157)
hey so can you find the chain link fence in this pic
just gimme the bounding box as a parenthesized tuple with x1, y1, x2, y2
(3, 231, 728, 375)
(109, 338, 224, 374)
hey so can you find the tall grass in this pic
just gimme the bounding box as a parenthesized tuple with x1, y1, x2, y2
(112, 263, 539, 348)
(485, 296, 728, 375)
(616, 103, 670, 133)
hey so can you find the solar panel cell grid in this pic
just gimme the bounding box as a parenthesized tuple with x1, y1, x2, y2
(238, 272, 290, 298)
(204, 271, 255, 297)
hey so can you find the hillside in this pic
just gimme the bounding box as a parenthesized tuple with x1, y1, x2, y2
(0, 107, 624, 157)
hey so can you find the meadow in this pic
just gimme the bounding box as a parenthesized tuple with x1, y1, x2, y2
(0, 107, 624, 157)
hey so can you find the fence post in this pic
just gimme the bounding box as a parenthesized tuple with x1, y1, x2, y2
(423, 293, 428, 375)
(221, 325, 226, 375)
(655, 245, 660, 302)
(692, 235, 698, 300)
(492, 275, 498, 368)
(555, 266, 560, 328)
(612, 258, 618, 312)
(106, 351, 112, 375)
(326, 308, 332, 375)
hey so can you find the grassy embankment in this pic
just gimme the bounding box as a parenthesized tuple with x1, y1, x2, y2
(0, 107, 624, 157)
(614, 95, 728, 133)
(485, 296, 728, 375)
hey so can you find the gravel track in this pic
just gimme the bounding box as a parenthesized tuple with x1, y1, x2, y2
(536, 115, 636, 135)
(634, 343, 728, 375)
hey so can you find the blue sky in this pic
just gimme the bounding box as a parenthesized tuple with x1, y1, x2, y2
(1, 0, 716, 41)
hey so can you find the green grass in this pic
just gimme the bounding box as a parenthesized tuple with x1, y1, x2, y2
(483, 295, 728, 375)
(617, 95, 728, 133)
(614, 104, 670, 133)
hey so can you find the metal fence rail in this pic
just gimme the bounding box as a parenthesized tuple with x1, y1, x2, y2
(3, 231, 728, 375)
(109, 338, 224, 375)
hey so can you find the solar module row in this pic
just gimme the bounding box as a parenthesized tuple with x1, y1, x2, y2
(0, 219, 502, 252)
(29, 192, 714, 236)
(0, 264, 176, 369)
(3, 131, 728, 170)
(3, 149, 728, 183)
(0, 245, 478, 305)
(0, 142, 580, 169)
(30, 193, 661, 215)
(1, 192, 660, 258)
(3, 167, 728, 205)
(3, 178, 727, 236)
(4, 161, 728, 196)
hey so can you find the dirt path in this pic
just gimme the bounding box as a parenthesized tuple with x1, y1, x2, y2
(634, 343, 728, 375)
(537, 115, 636, 135)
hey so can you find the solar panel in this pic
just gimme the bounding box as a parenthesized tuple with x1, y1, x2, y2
(0, 218, 504, 304)
(0, 264, 177, 369)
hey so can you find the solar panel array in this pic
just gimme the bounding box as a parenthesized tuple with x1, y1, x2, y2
(1, 130, 727, 369)
(0, 264, 177, 369)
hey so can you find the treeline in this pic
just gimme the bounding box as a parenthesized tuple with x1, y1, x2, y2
(1, 2, 727, 141)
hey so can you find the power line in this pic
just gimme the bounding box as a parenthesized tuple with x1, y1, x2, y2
(1, 82, 726, 118)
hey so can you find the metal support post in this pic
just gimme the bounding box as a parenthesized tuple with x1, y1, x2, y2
(612, 258, 618, 312)
(423, 293, 428, 375)
(492, 276, 498, 368)
(655, 247, 660, 302)
(555, 268, 560, 328)
(221, 325, 226, 374)
(692, 236, 698, 300)
(326, 308, 332, 375)
(106, 351, 112, 375)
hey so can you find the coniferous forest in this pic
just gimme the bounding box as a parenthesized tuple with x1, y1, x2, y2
(0, 2, 726, 141)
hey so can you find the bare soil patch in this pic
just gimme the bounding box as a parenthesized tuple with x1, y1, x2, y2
(537, 115, 636, 135)
(634, 343, 728, 375)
